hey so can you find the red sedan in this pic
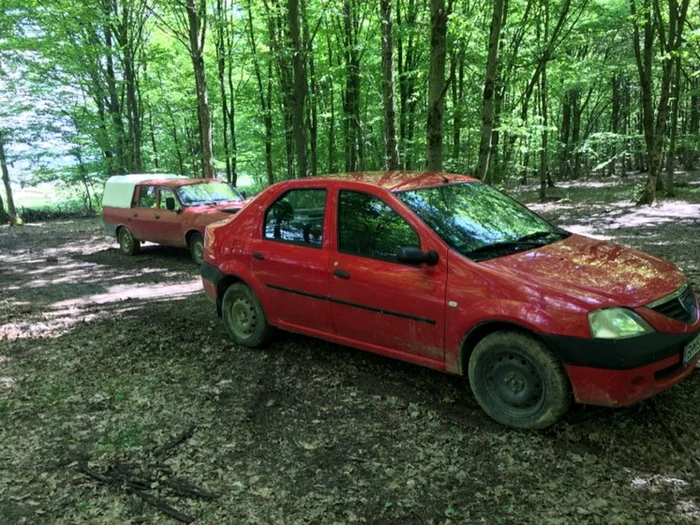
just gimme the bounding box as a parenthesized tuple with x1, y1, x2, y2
(200, 172, 700, 429)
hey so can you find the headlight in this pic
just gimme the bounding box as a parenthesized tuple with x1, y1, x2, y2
(588, 308, 654, 339)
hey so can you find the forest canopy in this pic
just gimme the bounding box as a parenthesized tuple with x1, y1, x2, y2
(0, 0, 698, 223)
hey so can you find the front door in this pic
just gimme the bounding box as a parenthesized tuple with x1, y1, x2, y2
(130, 185, 158, 241)
(329, 189, 447, 367)
(154, 187, 183, 245)
(250, 187, 334, 334)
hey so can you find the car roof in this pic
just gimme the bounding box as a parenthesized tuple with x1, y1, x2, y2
(284, 171, 478, 192)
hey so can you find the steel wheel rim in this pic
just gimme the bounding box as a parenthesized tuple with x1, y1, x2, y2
(120, 231, 132, 253)
(226, 296, 256, 339)
(481, 350, 545, 418)
(192, 239, 204, 264)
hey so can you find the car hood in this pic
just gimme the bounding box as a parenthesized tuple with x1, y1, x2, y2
(481, 234, 685, 308)
(188, 201, 245, 215)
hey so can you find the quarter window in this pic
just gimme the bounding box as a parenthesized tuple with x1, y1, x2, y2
(263, 189, 327, 247)
(137, 186, 157, 208)
(338, 190, 420, 262)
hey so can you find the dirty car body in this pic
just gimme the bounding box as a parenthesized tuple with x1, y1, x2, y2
(200, 172, 700, 429)
(103, 174, 246, 264)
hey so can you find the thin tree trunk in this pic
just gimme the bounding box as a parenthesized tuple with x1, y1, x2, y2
(426, 0, 449, 172)
(666, 55, 682, 196)
(216, 0, 232, 182)
(476, 0, 504, 181)
(631, 0, 690, 204)
(147, 99, 159, 169)
(289, 0, 307, 178)
(187, 0, 216, 179)
(381, 0, 400, 170)
(539, 0, 549, 200)
(245, 0, 274, 185)
(0, 129, 18, 224)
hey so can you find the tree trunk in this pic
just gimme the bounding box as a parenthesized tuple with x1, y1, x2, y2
(216, 0, 232, 182)
(343, 0, 361, 172)
(289, 0, 307, 178)
(426, 0, 449, 172)
(476, 0, 504, 181)
(147, 99, 159, 169)
(631, 0, 690, 204)
(0, 129, 18, 225)
(610, 75, 621, 176)
(187, 0, 216, 179)
(245, 0, 274, 185)
(380, 0, 400, 170)
(539, 57, 549, 201)
(666, 55, 682, 196)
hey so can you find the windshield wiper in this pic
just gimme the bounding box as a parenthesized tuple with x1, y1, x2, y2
(464, 231, 566, 261)
(517, 230, 568, 242)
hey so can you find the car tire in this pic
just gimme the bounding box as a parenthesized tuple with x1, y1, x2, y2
(468, 331, 571, 430)
(221, 283, 274, 348)
(189, 232, 204, 265)
(118, 227, 140, 255)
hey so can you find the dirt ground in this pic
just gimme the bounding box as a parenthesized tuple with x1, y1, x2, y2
(2, 175, 700, 524)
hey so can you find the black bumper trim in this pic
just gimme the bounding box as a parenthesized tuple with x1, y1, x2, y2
(541, 330, 700, 370)
(200, 262, 224, 286)
(104, 223, 118, 237)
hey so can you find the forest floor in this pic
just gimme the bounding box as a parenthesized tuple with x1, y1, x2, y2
(2, 173, 700, 525)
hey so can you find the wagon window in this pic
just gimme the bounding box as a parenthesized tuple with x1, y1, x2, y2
(263, 189, 327, 248)
(338, 190, 420, 262)
(137, 186, 157, 208)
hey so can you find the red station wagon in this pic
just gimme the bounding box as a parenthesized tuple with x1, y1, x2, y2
(200, 172, 700, 429)
(102, 174, 246, 264)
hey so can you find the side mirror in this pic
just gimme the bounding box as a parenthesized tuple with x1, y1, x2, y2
(240, 190, 247, 200)
(396, 247, 439, 266)
(165, 197, 176, 211)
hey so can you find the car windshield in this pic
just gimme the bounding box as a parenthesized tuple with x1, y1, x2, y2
(396, 182, 569, 261)
(177, 182, 242, 206)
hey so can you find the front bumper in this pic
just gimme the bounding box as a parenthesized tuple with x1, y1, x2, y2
(542, 330, 700, 406)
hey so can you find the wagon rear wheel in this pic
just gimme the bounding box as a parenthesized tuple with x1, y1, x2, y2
(118, 227, 140, 255)
(468, 331, 571, 430)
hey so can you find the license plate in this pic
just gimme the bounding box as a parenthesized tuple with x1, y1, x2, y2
(683, 335, 700, 366)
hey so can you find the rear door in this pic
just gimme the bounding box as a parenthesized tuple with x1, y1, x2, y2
(249, 187, 334, 334)
(328, 187, 447, 367)
(129, 185, 158, 241)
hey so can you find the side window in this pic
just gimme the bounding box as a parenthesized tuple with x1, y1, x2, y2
(159, 187, 179, 210)
(263, 189, 327, 247)
(338, 190, 420, 262)
(137, 186, 157, 208)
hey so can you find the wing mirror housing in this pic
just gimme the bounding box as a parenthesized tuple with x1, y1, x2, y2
(240, 190, 247, 200)
(165, 197, 176, 211)
(396, 247, 439, 266)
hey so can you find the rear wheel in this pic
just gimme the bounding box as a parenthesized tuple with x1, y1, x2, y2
(189, 232, 204, 265)
(118, 227, 140, 255)
(468, 331, 570, 430)
(221, 283, 274, 347)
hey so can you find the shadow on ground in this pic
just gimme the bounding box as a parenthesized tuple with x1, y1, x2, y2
(1, 209, 700, 524)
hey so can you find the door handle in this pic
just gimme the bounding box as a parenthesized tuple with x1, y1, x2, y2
(333, 269, 350, 279)
(252, 252, 265, 260)
(154, 213, 160, 219)
(133, 213, 139, 217)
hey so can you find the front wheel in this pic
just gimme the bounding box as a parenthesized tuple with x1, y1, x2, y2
(221, 283, 274, 348)
(468, 331, 571, 430)
(189, 232, 204, 265)
(118, 227, 140, 255)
